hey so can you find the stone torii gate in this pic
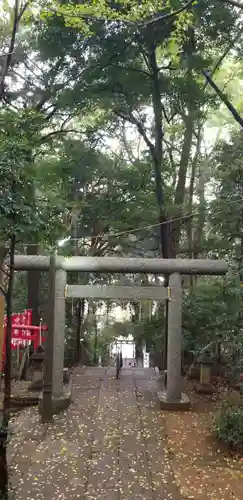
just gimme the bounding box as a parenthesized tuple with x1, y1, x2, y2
(13, 255, 228, 418)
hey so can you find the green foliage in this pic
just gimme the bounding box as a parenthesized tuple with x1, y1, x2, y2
(0, 110, 44, 238)
(40, 138, 160, 255)
(0, 109, 68, 246)
(127, 276, 243, 355)
(12, 273, 27, 313)
(100, 320, 131, 340)
(209, 131, 243, 261)
(133, 310, 165, 352)
(215, 401, 243, 447)
(182, 276, 243, 351)
(42, 0, 194, 32)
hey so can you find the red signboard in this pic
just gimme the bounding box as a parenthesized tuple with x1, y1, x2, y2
(4, 310, 33, 349)
(1, 310, 47, 371)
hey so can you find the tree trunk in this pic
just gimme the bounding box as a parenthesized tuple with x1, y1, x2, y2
(70, 179, 85, 364)
(27, 244, 40, 325)
(26, 178, 40, 326)
(148, 48, 170, 259)
(0, 244, 7, 382)
(171, 27, 196, 257)
(238, 203, 243, 283)
(187, 161, 196, 258)
(171, 115, 194, 256)
(0, 244, 8, 281)
(0, 234, 15, 498)
(148, 46, 171, 370)
(193, 161, 206, 259)
(187, 132, 202, 289)
(187, 133, 201, 254)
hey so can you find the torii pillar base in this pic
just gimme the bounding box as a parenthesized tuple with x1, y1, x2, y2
(39, 383, 72, 417)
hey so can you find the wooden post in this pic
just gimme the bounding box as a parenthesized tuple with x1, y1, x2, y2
(167, 273, 182, 402)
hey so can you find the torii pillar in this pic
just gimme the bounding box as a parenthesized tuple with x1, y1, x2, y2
(167, 273, 182, 401)
(158, 272, 191, 410)
(40, 255, 70, 422)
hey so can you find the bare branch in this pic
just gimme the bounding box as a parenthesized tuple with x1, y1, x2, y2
(0, 285, 6, 296)
(163, 138, 181, 154)
(140, 49, 150, 72)
(161, 103, 170, 124)
(22, 60, 41, 81)
(113, 109, 155, 157)
(60, 114, 75, 130)
(108, 62, 151, 78)
(0, 267, 10, 279)
(220, 0, 243, 9)
(158, 64, 177, 72)
(202, 69, 243, 128)
(45, 105, 57, 121)
(145, 0, 195, 26)
(18, 1, 29, 21)
(39, 128, 84, 143)
(203, 28, 242, 90)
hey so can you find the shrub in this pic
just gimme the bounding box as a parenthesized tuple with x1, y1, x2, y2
(215, 401, 243, 447)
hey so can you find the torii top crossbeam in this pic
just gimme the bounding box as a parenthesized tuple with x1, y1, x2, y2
(13, 255, 228, 275)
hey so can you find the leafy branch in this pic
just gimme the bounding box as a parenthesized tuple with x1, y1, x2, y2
(0, 1, 29, 99)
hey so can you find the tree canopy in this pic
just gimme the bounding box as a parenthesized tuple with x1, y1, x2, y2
(1, 0, 243, 366)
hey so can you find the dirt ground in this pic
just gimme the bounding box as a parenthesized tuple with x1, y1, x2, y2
(0, 380, 39, 410)
(162, 380, 243, 500)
